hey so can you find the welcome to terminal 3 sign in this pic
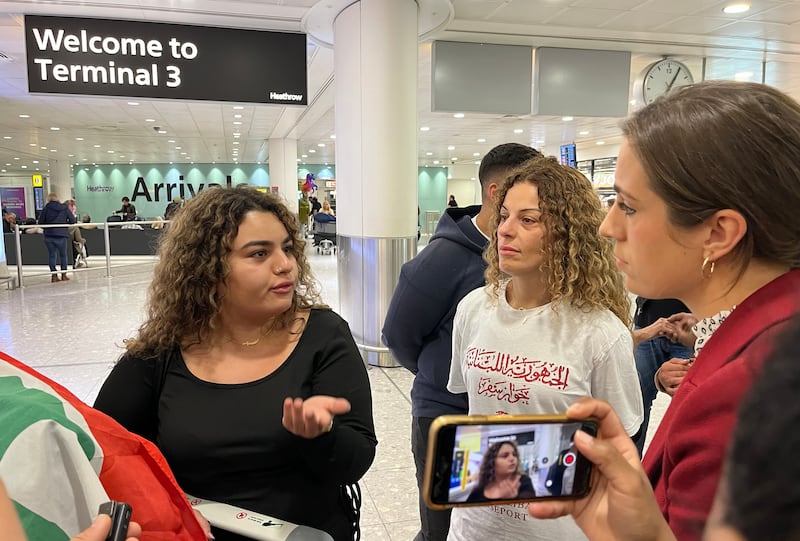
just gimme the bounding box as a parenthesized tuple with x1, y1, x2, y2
(24, 15, 307, 105)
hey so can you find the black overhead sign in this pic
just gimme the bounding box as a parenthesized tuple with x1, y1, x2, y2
(24, 15, 307, 105)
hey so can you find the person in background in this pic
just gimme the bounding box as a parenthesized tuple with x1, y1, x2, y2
(298, 192, 311, 238)
(383, 143, 540, 541)
(320, 199, 335, 216)
(3, 211, 16, 233)
(164, 196, 183, 221)
(79, 214, 98, 230)
(570, 80, 800, 540)
(94, 185, 376, 541)
(631, 298, 695, 455)
(116, 197, 137, 221)
(447, 156, 642, 541)
(65, 199, 87, 269)
(466, 441, 535, 502)
(38, 192, 75, 282)
(310, 195, 322, 216)
(448, 194, 458, 208)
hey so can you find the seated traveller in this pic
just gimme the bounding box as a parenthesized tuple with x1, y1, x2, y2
(94, 185, 377, 541)
(466, 441, 535, 502)
(3, 212, 16, 233)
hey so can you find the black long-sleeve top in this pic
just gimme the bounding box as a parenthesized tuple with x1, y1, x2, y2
(94, 309, 377, 541)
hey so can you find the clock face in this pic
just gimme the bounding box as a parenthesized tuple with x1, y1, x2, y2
(642, 60, 694, 105)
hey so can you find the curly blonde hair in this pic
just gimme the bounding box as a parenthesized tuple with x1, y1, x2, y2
(484, 156, 631, 327)
(125, 185, 323, 357)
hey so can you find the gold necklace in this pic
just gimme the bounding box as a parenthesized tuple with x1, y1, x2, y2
(241, 338, 261, 347)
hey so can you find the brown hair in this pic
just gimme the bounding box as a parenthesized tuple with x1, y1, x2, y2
(125, 185, 323, 357)
(476, 441, 522, 489)
(485, 156, 631, 327)
(623, 80, 800, 273)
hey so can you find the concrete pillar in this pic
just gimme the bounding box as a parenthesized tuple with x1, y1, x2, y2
(268, 138, 299, 207)
(334, 0, 418, 366)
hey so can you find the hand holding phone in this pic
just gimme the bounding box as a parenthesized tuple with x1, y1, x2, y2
(423, 414, 597, 509)
(527, 398, 673, 541)
(98, 501, 132, 541)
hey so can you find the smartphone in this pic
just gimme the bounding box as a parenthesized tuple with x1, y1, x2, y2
(423, 414, 597, 509)
(98, 501, 132, 541)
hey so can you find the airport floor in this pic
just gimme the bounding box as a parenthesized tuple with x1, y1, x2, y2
(0, 242, 669, 540)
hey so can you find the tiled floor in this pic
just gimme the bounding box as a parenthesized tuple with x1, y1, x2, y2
(0, 243, 668, 540)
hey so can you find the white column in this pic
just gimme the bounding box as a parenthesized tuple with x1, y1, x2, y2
(268, 138, 299, 207)
(47, 160, 73, 201)
(334, 0, 418, 365)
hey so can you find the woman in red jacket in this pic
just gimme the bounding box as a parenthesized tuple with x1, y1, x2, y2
(530, 80, 800, 541)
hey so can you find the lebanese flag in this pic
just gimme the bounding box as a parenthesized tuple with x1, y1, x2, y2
(0, 351, 206, 540)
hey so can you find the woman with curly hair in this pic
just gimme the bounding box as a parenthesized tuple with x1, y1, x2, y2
(447, 156, 642, 541)
(94, 185, 376, 541)
(466, 440, 535, 502)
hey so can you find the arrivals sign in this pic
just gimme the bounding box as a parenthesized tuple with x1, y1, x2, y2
(24, 15, 307, 105)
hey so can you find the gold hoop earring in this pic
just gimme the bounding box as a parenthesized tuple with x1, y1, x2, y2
(701, 257, 715, 279)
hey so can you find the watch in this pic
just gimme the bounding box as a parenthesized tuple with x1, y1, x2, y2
(636, 59, 695, 105)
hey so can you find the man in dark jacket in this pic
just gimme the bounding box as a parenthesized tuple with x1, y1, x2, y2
(38, 192, 75, 282)
(382, 143, 540, 541)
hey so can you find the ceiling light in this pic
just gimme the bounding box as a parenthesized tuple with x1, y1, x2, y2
(420, 126, 430, 132)
(318, 143, 326, 147)
(19, 114, 30, 118)
(330, 134, 336, 139)
(448, 145, 455, 150)
(2, 136, 10, 139)
(477, 138, 486, 143)
(513, 129, 523, 134)
(301, 154, 308, 158)
(21, 165, 27, 169)
(433, 160, 440, 164)
(233, 106, 244, 110)
(50, 127, 60, 131)
(94, 144, 100, 148)
(473, 152, 480, 156)
(175, 146, 182, 150)
(426, 152, 433, 156)
(40, 146, 47, 150)
(234, 114, 242, 119)
(596, 141, 606, 145)
(579, 130, 589, 135)
(723, 3, 750, 14)
(168, 139, 175, 143)
(474, 161, 480, 165)
(145, 118, 156, 122)
(50, 149, 57, 152)
(29, 143, 36, 147)
(309, 149, 316, 153)
(451, 157, 458, 161)
(13, 157, 19, 160)
(32, 160, 39, 164)
(0, 170, 5, 173)
(233, 121, 242, 125)
(453, 113, 465, 119)
(107, 150, 115, 153)
(76, 137, 84, 141)
(127, 102, 139, 106)
(158, 130, 167, 134)
(562, 116, 574, 121)
(67, 154, 74, 157)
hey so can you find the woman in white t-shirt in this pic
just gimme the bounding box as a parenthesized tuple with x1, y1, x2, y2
(447, 156, 643, 541)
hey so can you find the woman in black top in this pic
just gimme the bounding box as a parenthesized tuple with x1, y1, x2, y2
(95, 186, 376, 541)
(467, 441, 535, 502)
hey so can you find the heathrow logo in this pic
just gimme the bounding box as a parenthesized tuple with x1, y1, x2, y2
(269, 91, 304, 102)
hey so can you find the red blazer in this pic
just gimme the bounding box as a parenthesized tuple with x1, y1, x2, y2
(642, 269, 800, 541)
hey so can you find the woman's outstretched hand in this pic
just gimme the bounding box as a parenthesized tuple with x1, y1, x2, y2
(282, 395, 351, 439)
(527, 398, 676, 541)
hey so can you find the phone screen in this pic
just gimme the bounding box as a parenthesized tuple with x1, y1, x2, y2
(426, 418, 596, 507)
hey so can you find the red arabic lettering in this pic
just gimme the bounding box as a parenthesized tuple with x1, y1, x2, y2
(466, 347, 570, 390)
(477, 377, 530, 405)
